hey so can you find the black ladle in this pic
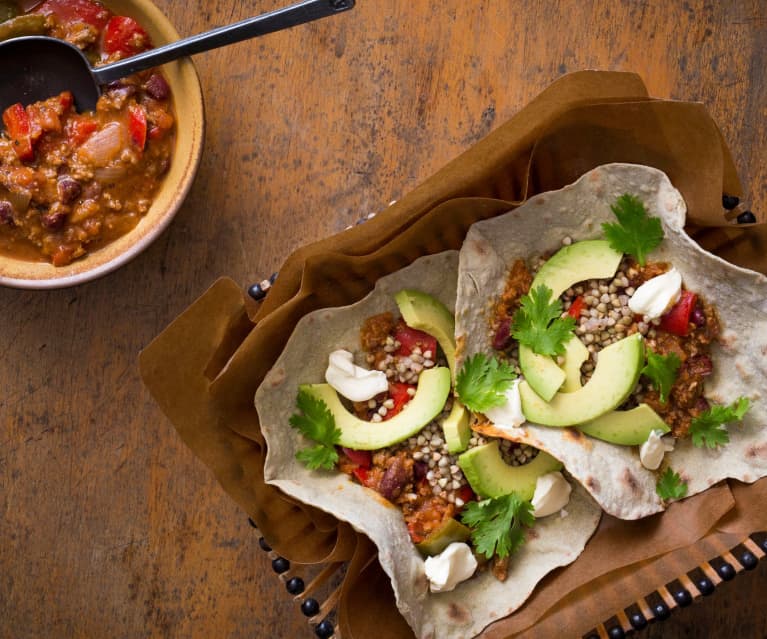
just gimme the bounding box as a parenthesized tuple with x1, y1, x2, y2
(0, 0, 354, 112)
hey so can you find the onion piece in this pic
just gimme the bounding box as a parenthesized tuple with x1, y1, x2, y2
(0, 185, 31, 212)
(77, 121, 128, 167)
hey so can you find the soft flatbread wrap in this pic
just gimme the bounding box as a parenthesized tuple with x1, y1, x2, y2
(256, 251, 601, 639)
(456, 163, 767, 520)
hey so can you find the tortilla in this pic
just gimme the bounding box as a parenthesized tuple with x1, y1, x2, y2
(455, 163, 767, 520)
(256, 250, 601, 639)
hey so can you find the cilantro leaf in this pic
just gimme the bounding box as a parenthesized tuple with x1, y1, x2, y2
(689, 396, 751, 449)
(289, 389, 342, 470)
(456, 353, 516, 413)
(641, 349, 681, 404)
(460, 493, 535, 559)
(656, 468, 688, 500)
(511, 284, 576, 356)
(601, 194, 664, 266)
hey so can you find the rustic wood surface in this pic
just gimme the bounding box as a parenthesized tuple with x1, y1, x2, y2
(2, 1, 765, 637)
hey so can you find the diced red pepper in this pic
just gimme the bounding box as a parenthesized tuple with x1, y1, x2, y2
(395, 321, 437, 358)
(102, 15, 150, 57)
(456, 484, 475, 505)
(127, 104, 147, 149)
(384, 382, 416, 420)
(567, 295, 585, 319)
(351, 467, 369, 486)
(659, 290, 697, 336)
(35, 0, 111, 29)
(65, 115, 99, 146)
(2, 103, 34, 161)
(341, 447, 372, 469)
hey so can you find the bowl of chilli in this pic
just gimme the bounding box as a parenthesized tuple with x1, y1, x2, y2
(0, 0, 204, 289)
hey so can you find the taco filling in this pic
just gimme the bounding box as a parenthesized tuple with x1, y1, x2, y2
(284, 272, 597, 597)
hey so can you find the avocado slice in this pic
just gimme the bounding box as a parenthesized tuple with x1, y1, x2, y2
(518, 343, 566, 402)
(301, 367, 451, 450)
(458, 441, 562, 500)
(518, 240, 623, 397)
(415, 517, 472, 557)
(530, 239, 624, 300)
(442, 401, 471, 453)
(578, 403, 670, 445)
(519, 333, 644, 426)
(560, 336, 590, 392)
(394, 289, 456, 374)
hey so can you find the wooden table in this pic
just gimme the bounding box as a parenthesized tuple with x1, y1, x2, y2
(2, 1, 765, 637)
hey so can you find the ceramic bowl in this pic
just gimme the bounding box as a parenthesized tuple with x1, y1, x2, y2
(0, 0, 205, 289)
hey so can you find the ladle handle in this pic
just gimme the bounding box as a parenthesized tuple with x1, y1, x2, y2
(92, 0, 354, 85)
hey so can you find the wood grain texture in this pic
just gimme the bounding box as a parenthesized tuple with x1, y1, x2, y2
(1, 1, 765, 637)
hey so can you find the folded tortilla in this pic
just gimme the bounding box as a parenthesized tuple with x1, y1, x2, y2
(455, 163, 767, 520)
(257, 250, 601, 639)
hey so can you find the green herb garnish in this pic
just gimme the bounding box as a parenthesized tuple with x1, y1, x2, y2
(455, 353, 517, 413)
(289, 389, 342, 470)
(460, 493, 535, 559)
(689, 396, 750, 449)
(511, 284, 576, 356)
(656, 468, 688, 500)
(602, 194, 664, 266)
(641, 349, 681, 404)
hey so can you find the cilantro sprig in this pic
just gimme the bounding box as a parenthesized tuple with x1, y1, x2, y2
(641, 349, 681, 404)
(602, 194, 664, 266)
(455, 353, 517, 413)
(689, 396, 750, 449)
(460, 493, 535, 559)
(511, 285, 576, 356)
(289, 389, 342, 470)
(656, 468, 688, 500)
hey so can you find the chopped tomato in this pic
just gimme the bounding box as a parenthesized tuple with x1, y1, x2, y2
(406, 521, 427, 544)
(103, 15, 150, 57)
(341, 447, 372, 469)
(567, 295, 585, 319)
(65, 115, 99, 146)
(659, 290, 697, 336)
(352, 467, 369, 485)
(35, 0, 111, 29)
(2, 103, 34, 161)
(395, 321, 437, 358)
(384, 382, 416, 420)
(127, 104, 147, 149)
(456, 484, 475, 505)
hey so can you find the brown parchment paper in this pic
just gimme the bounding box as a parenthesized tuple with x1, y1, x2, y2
(140, 70, 767, 638)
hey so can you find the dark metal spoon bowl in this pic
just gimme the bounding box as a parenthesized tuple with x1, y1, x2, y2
(0, 0, 354, 112)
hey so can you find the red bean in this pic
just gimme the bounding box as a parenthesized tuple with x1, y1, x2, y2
(57, 177, 82, 204)
(41, 211, 67, 230)
(493, 317, 512, 350)
(0, 201, 14, 226)
(145, 73, 170, 100)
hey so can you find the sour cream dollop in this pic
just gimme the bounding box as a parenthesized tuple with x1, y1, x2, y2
(531, 471, 572, 518)
(639, 429, 675, 470)
(325, 349, 389, 402)
(424, 542, 478, 593)
(483, 379, 526, 432)
(628, 267, 682, 319)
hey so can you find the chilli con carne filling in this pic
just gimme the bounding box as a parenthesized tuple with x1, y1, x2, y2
(0, 0, 175, 266)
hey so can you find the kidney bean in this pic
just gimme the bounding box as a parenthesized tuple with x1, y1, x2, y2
(144, 73, 170, 100)
(695, 396, 710, 412)
(41, 211, 67, 230)
(493, 317, 512, 350)
(413, 461, 428, 481)
(690, 304, 706, 327)
(686, 354, 713, 377)
(57, 177, 82, 204)
(378, 456, 410, 500)
(0, 200, 14, 226)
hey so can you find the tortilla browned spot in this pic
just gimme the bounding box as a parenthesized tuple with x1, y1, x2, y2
(448, 602, 472, 625)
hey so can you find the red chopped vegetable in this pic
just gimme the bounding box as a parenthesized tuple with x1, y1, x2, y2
(127, 104, 147, 149)
(456, 484, 475, 505)
(341, 447, 372, 469)
(384, 382, 416, 420)
(36, 0, 111, 29)
(659, 290, 697, 336)
(567, 295, 585, 319)
(395, 322, 437, 358)
(351, 467, 369, 486)
(65, 114, 99, 146)
(102, 15, 150, 57)
(2, 103, 33, 161)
